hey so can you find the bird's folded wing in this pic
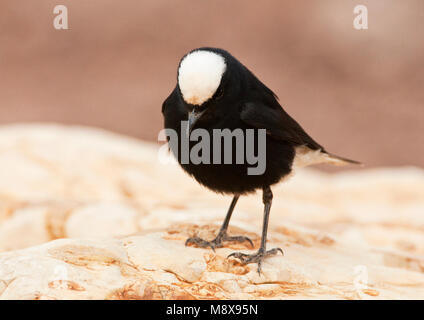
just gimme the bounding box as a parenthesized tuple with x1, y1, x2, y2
(240, 101, 324, 151)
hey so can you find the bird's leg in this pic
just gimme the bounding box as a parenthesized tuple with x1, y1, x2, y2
(185, 195, 253, 251)
(228, 186, 283, 275)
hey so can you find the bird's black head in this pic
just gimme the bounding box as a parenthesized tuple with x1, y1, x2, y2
(176, 47, 244, 132)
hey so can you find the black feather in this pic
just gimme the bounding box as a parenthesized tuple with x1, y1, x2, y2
(240, 101, 325, 151)
(162, 47, 360, 194)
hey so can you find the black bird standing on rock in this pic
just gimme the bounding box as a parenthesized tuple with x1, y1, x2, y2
(162, 47, 360, 274)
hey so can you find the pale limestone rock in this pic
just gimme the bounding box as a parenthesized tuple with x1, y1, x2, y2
(0, 207, 51, 252)
(65, 203, 140, 238)
(0, 124, 423, 299)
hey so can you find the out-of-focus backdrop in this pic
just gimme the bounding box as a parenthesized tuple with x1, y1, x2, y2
(0, 0, 423, 168)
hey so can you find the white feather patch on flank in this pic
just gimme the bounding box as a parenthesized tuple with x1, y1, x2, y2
(293, 146, 348, 168)
(178, 50, 226, 105)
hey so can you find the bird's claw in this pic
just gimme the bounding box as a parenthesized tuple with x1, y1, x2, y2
(185, 236, 218, 251)
(227, 247, 284, 275)
(185, 233, 254, 251)
(222, 235, 254, 248)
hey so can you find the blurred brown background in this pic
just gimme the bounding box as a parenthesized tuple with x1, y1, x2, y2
(0, 0, 423, 168)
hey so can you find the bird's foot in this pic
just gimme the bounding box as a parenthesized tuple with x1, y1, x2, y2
(185, 233, 254, 251)
(227, 247, 283, 275)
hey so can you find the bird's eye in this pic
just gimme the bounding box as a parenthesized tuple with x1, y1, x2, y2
(215, 86, 224, 100)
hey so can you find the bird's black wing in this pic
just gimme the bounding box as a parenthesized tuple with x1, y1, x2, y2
(240, 101, 325, 151)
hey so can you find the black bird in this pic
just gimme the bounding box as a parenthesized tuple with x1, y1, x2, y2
(162, 47, 360, 274)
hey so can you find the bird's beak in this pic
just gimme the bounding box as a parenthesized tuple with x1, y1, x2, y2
(187, 109, 206, 136)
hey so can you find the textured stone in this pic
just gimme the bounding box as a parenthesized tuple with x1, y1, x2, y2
(0, 124, 424, 299)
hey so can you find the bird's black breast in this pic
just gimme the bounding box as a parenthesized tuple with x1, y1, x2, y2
(182, 131, 295, 195)
(162, 88, 295, 195)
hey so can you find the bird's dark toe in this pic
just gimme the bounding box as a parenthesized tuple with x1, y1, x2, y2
(222, 235, 254, 248)
(227, 251, 250, 263)
(185, 232, 254, 251)
(267, 247, 284, 257)
(185, 236, 217, 251)
(227, 247, 284, 275)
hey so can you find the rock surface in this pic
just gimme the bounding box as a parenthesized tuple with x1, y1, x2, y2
(0, 124, 424, 299)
